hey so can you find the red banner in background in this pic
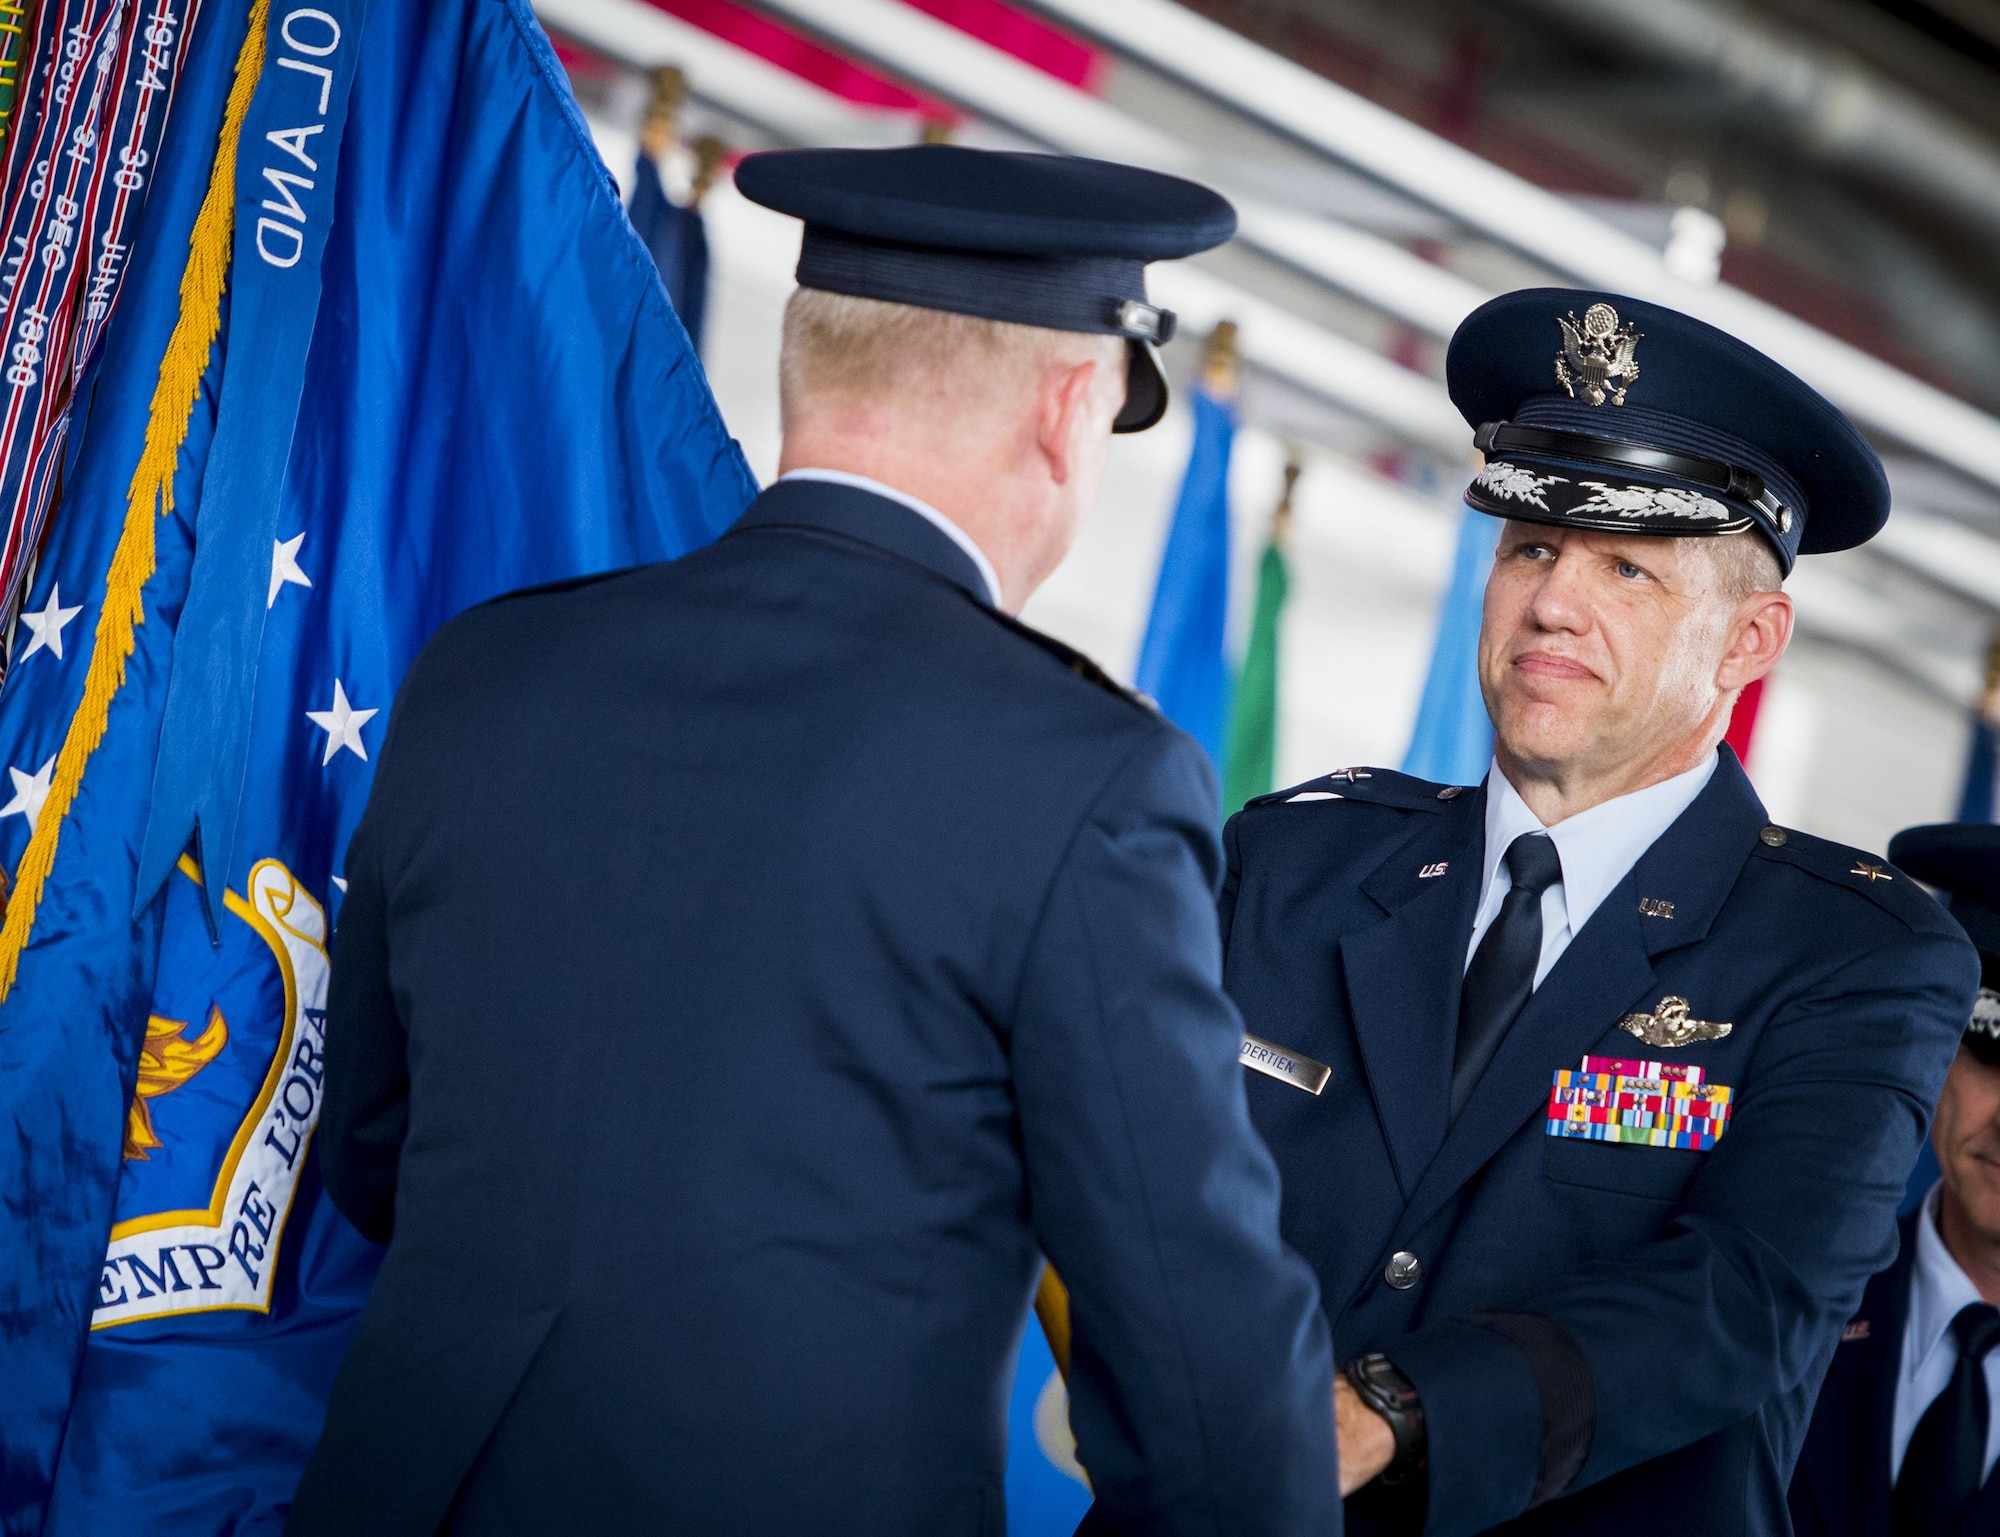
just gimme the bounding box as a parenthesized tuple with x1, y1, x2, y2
(633, 0, 1106, 123)
(643, 0, 956, 118)
(1724, 674, 1765, 768)
(900, 0, 1102, 90)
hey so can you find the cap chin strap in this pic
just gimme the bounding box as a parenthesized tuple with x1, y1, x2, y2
(1476, 421, 1796, 537)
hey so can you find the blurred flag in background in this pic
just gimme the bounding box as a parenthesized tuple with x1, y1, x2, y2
(1723, 676, 1765, 773)
(1958, 635, 2000, 823)
(1402, 505, 1499, 786)
(0, 0, 755, 1530)
(628, 65, 720, 354)
(1136, 323, 1239, 769)
(1222, 460, 1297, 813)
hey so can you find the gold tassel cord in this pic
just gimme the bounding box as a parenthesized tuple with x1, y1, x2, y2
(0, 0, 269, 1001)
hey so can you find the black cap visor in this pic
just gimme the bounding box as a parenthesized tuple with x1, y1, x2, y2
(1117, 341, 1168, 433)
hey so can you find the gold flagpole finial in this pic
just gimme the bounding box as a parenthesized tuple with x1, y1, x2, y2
(641, 66, 686, 162)
(919, 118, 954, 145)
(1203, 319, 1241, 398)
(1980, 631, 2000, 724)
(1272, 456, 1301, 546)
(690, 136, 728, 209)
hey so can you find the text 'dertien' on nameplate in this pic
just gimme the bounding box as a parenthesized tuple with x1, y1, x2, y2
(1239, 1034, 1332, 1096)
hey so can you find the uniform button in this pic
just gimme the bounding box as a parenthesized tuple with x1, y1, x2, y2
(1759, 825, 1787, 847)
(1384, 1251, 1422, 1289)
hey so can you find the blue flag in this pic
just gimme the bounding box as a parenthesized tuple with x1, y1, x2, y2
(1004, 1316, 1094, 1535)
(1402, 506, 1499, 787)
(1136, 385, 1234, 767)
(0, 0, 755, 1528)
(1959, 713, 1996, 824)
(630, 151, 711, 355)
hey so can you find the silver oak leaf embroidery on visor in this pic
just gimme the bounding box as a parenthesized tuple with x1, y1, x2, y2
(1474, 461, 1568, 510)
(1572, 481, 1731, 522)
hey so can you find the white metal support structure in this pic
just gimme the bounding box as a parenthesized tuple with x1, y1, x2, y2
(1021, 0, 2000, 495)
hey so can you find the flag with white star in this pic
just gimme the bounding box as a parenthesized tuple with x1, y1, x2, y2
(0, 2, 757, 1529)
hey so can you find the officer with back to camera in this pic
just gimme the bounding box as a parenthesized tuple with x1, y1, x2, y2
(1216, 290, 1977, 1535)
(1791, 821, 2000, 1537)
(286, 146, 1341, 1536)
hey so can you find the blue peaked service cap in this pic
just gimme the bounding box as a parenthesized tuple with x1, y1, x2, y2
(1888, 822, 2000, 1061)
(1447, 288, 1889, 573)
(734, 144, 1237, 432)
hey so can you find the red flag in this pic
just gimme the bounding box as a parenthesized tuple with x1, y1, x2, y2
(1724, 675, 1766, 766)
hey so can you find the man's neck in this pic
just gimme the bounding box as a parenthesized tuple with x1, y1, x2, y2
(1495, 732, 1723, 826)
(778, 430, 1027, 609)
(1938, 1187, 2000, 1305)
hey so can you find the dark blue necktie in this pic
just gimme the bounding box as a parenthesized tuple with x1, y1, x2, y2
(1894, 1301, 2000, 1536)
(1453, 831, 1563, 1122)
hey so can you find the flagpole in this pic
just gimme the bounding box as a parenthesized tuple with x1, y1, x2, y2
(1957, 632, 2000, 824)
(1222, 456, 1298, 812)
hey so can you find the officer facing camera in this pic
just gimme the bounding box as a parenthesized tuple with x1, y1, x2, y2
(289, 145, 1341, 1536)
(1792, 821, 2000, 1537)
(1218, 289, 1976, 1536)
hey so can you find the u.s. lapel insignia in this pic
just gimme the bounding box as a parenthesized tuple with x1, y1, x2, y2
(1617, 995, 1732, 1049)
(1240, 1034, 1332, 1095)
(1851, 861, 1892, 883)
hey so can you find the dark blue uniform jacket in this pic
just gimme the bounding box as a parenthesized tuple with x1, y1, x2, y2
(288, 480, 1338, 1537)
(1788, 1212, 2000, 1536)
(1221, 760, 1974, 1537)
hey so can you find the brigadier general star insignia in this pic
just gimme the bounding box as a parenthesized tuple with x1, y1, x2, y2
(1617, 994, 1733, 1049)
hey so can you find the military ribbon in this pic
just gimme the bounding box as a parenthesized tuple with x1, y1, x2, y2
(0, 0, 204, 637)
(133, 0, 370, 925)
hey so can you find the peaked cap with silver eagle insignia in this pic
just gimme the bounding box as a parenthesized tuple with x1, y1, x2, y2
(1888, 821, 2000, 1065)
(1447, 288, 1889, 573)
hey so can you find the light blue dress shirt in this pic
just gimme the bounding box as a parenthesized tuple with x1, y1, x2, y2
(1892, 1182, 2000, 1481)
(1467, 753, 1719, 983)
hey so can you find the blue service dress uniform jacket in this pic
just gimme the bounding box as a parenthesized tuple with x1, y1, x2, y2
(1788, 1212, 2000, 1536)
(1221, 759, 1975, 1537)
(287, 480, 1338, 1537)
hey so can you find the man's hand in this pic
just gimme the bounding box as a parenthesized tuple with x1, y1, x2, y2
(1333, 1374, 1396, 1495)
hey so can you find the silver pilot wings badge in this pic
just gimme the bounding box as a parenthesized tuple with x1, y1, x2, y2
(1556, 302, 1642, 406)
(1617, 995, 1732, 1049)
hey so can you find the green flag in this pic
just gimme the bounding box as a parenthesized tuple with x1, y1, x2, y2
(1223, 463, 1298, 813)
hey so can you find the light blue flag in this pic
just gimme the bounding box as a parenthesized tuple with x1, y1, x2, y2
(1136, 386, 1234, 767)
(0, 0, 755, 1529)
(1402, 506, 1500, 786)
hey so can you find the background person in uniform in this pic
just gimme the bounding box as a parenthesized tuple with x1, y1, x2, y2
(1214, 290, 1977, 1536)
(286, 146, 1342, 1537)
(1791, 822, 2000, 1537)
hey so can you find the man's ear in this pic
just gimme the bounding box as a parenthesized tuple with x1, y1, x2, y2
(1716, 589, 1794, 693)
(1036, 356, 1104, 487)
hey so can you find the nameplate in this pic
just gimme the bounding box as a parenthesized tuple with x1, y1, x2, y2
(1240, 1034, 1332, 1096)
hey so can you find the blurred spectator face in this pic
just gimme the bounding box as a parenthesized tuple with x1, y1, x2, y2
(1934, 1046, 2000, 1245)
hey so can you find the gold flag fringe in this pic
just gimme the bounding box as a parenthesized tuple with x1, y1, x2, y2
(0, 0, 269, 1000)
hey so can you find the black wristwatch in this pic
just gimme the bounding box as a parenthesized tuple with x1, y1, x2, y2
(1344, 1353, 1427, 1486)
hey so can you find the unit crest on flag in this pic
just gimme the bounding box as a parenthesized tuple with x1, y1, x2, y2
(93, 856, 330, 1327)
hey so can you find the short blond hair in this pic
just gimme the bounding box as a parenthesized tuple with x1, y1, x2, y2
(778, 287, 1120, 429)
(1709, 529, 1784, 601)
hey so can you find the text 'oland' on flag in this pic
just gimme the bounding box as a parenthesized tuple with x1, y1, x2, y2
(0, 0, 756, 1530)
